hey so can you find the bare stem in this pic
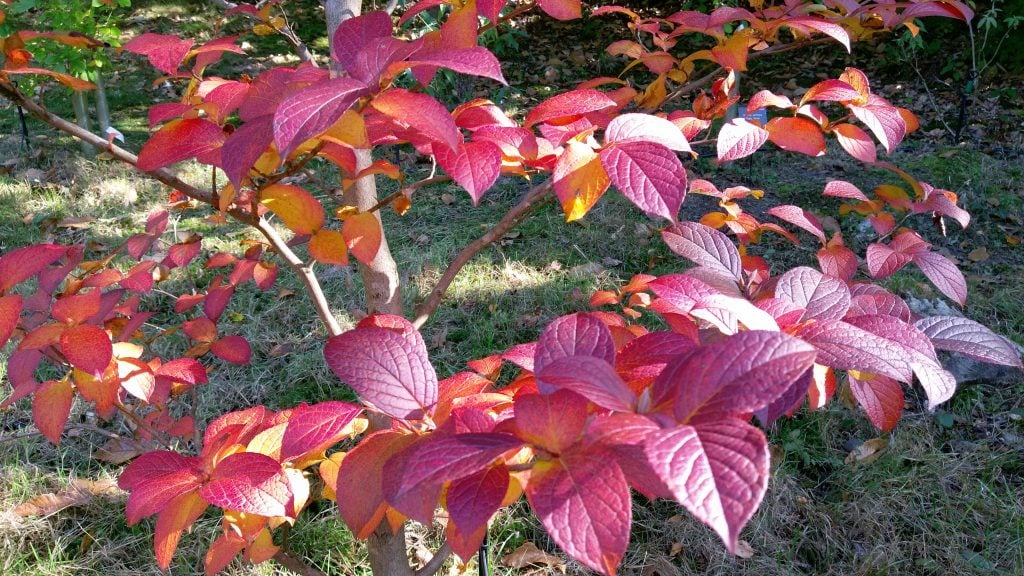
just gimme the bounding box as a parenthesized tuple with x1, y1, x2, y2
(272, 550, 328, 576)
(0, 80, 342, 339)
(414, 541, 453, 576)
(412, 180, 554, 328)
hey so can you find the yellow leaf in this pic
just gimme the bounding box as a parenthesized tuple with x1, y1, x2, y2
(260, 184, 325, 235)
(552, 141, 610, 222)
(322, 110, 369, 149)
(343, 212, 383, 265)
(309, 229, 349, 266)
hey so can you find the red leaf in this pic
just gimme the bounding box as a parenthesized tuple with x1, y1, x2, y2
(746, 90, 794, 113)
(61, 324, 112, 375)
(383, 433, 523, 519)
(0, 294, 22, 349)
(525, 448, 630, 575)
(537, 356, 637, 412)
(537, 0, 582, 21)
(534, 313, 616, 391)
(120, 451, 204, 524)
(446, 466, 509, 561)
(153, 491, 207, 570)
(850, 98, 906, 153)
(260, 184, 325, 235)
(775, 266, 851, 322)
(324, 324, 438, 420)
(336, 430, 418, 538)
(919, 316, 1017, 367)
(203, 284, 235, 322)
(272, 78, 367, 158)
(847, 290, 912, 322)
(513, 390, 589, 454)
(156, 358, 209, 387)
(406, 47, 507, 85)
(799, 79, 861, 105)
(817, 236, 858, 282)
(0, 244, 66, 292)
(823, 180, 869, 201)
(866, 242, 912, 278)
(833, 123, 877, 163)
(51, 290, 101, 325)
(32, 379, 73, 444)
(911, 252, 967, 306)
(222, 115, 274, 188)
(766, 205, 826, 244)
(848, 373, 903, 432)
(766, 117, 826, 157)
(200, 452, 293, 518)
(604, 113, 691, 152)
(645, 420, 768, 553)
(525, 89, 616, 128)
(794, 320, 913, 382)
(123, 33, 194, 75)
(716, 118, 768, 162)
(780, 17, 851, 52)
(342, 212, 383, 265)
(137, 119, 225, 171)
(332, 11, 394, 71)
(615, 331, 696, 386)
(371, 89, 461, 151)
(661, 222, 742, 281)
(210, 335, 252, 364)
(434, 140, 502, 204)
(600, 141, 686, 222)
(280, 401, 363, 461)
(653, 331, 816, 421)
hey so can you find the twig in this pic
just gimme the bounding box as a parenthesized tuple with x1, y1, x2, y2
(207, 0, 316, 64)
(272, 550, 328, 576)
(114, 400, 174, 450)
(365, 175, 453, 215)
(412, 180, 554, 328)
(254, 219, 342, 337)
(0, 80, 343, 339)
(414, 541, 453, 576)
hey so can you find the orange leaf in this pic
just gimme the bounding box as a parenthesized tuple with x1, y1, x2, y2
(342, 213, 383, 265)
(766, 117, 826, 157)
(243, 528, 279, 564)
(309, 229, 349, 266)
(61, 324, 112, 375)
(0, 294, 21, 349)
(33, 379, 73, 444)
(154, 491, 207, 570)
(322, 110, 369, 149)
(710, 29, 753, 71)
(318, 452, 345, 501)
(260, 184, 325, 235)
(553, 140, 610, 222)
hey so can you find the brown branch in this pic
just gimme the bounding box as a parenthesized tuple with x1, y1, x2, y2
(364, 175, 453, 215)
(272, 550, 328, 576)
(477, 1, 537, 36)
(0, 80, 342, 339)
(208, 0, 316, 64)
(412, 180, 554, 328)
(254, 219, 342, 337)
(414, 541, 453, 576)
(658, 37, 834, 109)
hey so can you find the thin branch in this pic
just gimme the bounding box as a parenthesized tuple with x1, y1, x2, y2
(207, 0, 316, 64)
(0, 80, 342, 339)
(114, 400, 174, 450)
(272, 550, 328, 576)
(412, 180, 554, 328)
(365, 175, 453, 215)
(414, 541, 453, 576)
(254, 219, 342, 337)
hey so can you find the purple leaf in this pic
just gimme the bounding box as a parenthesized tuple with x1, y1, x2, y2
(915, 316, 1022, 368)
(537, 356, 637, 412)
(765, 205, 826, 243)
(534, 314, 616, 393)
(324, 325, 438, 420)
(222, 115, 274, 189)
(645, 420, 769, 553)
(794, 320, 913, 382)
(775, 266, 851, 322)
(525, 447, 631, 576)
(661, 222, 742, 281)
(333, 11, 394, 71)
(605, 113, 691, 152)
(273, 77, 367, 158)
(912, 252, 967, 306)
(513, 390, 589, 454)
(406, 47, 507, 85)
(754, 367, 813, 427)
(280, 401, 363, 461)
(653, 331, 816, 422)
(600, 141, 686, 222)
(446, 466, 510, 561)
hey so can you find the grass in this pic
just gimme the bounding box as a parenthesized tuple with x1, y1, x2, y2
(2, 4, 1024, 576)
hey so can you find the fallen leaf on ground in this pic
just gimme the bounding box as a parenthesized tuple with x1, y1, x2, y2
(12, 477, 120, 517)
(500, 541, 566, 573)
(845, 437, 889, 466)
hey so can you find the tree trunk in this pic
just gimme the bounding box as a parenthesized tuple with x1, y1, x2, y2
(326, 0, 403, 316)
(71, 89, 93, 155)
(94, 72, 111, 134)
(323, 2, 410, 576)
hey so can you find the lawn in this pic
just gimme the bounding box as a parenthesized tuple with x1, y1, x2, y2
(2, 1, 1023, 575)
